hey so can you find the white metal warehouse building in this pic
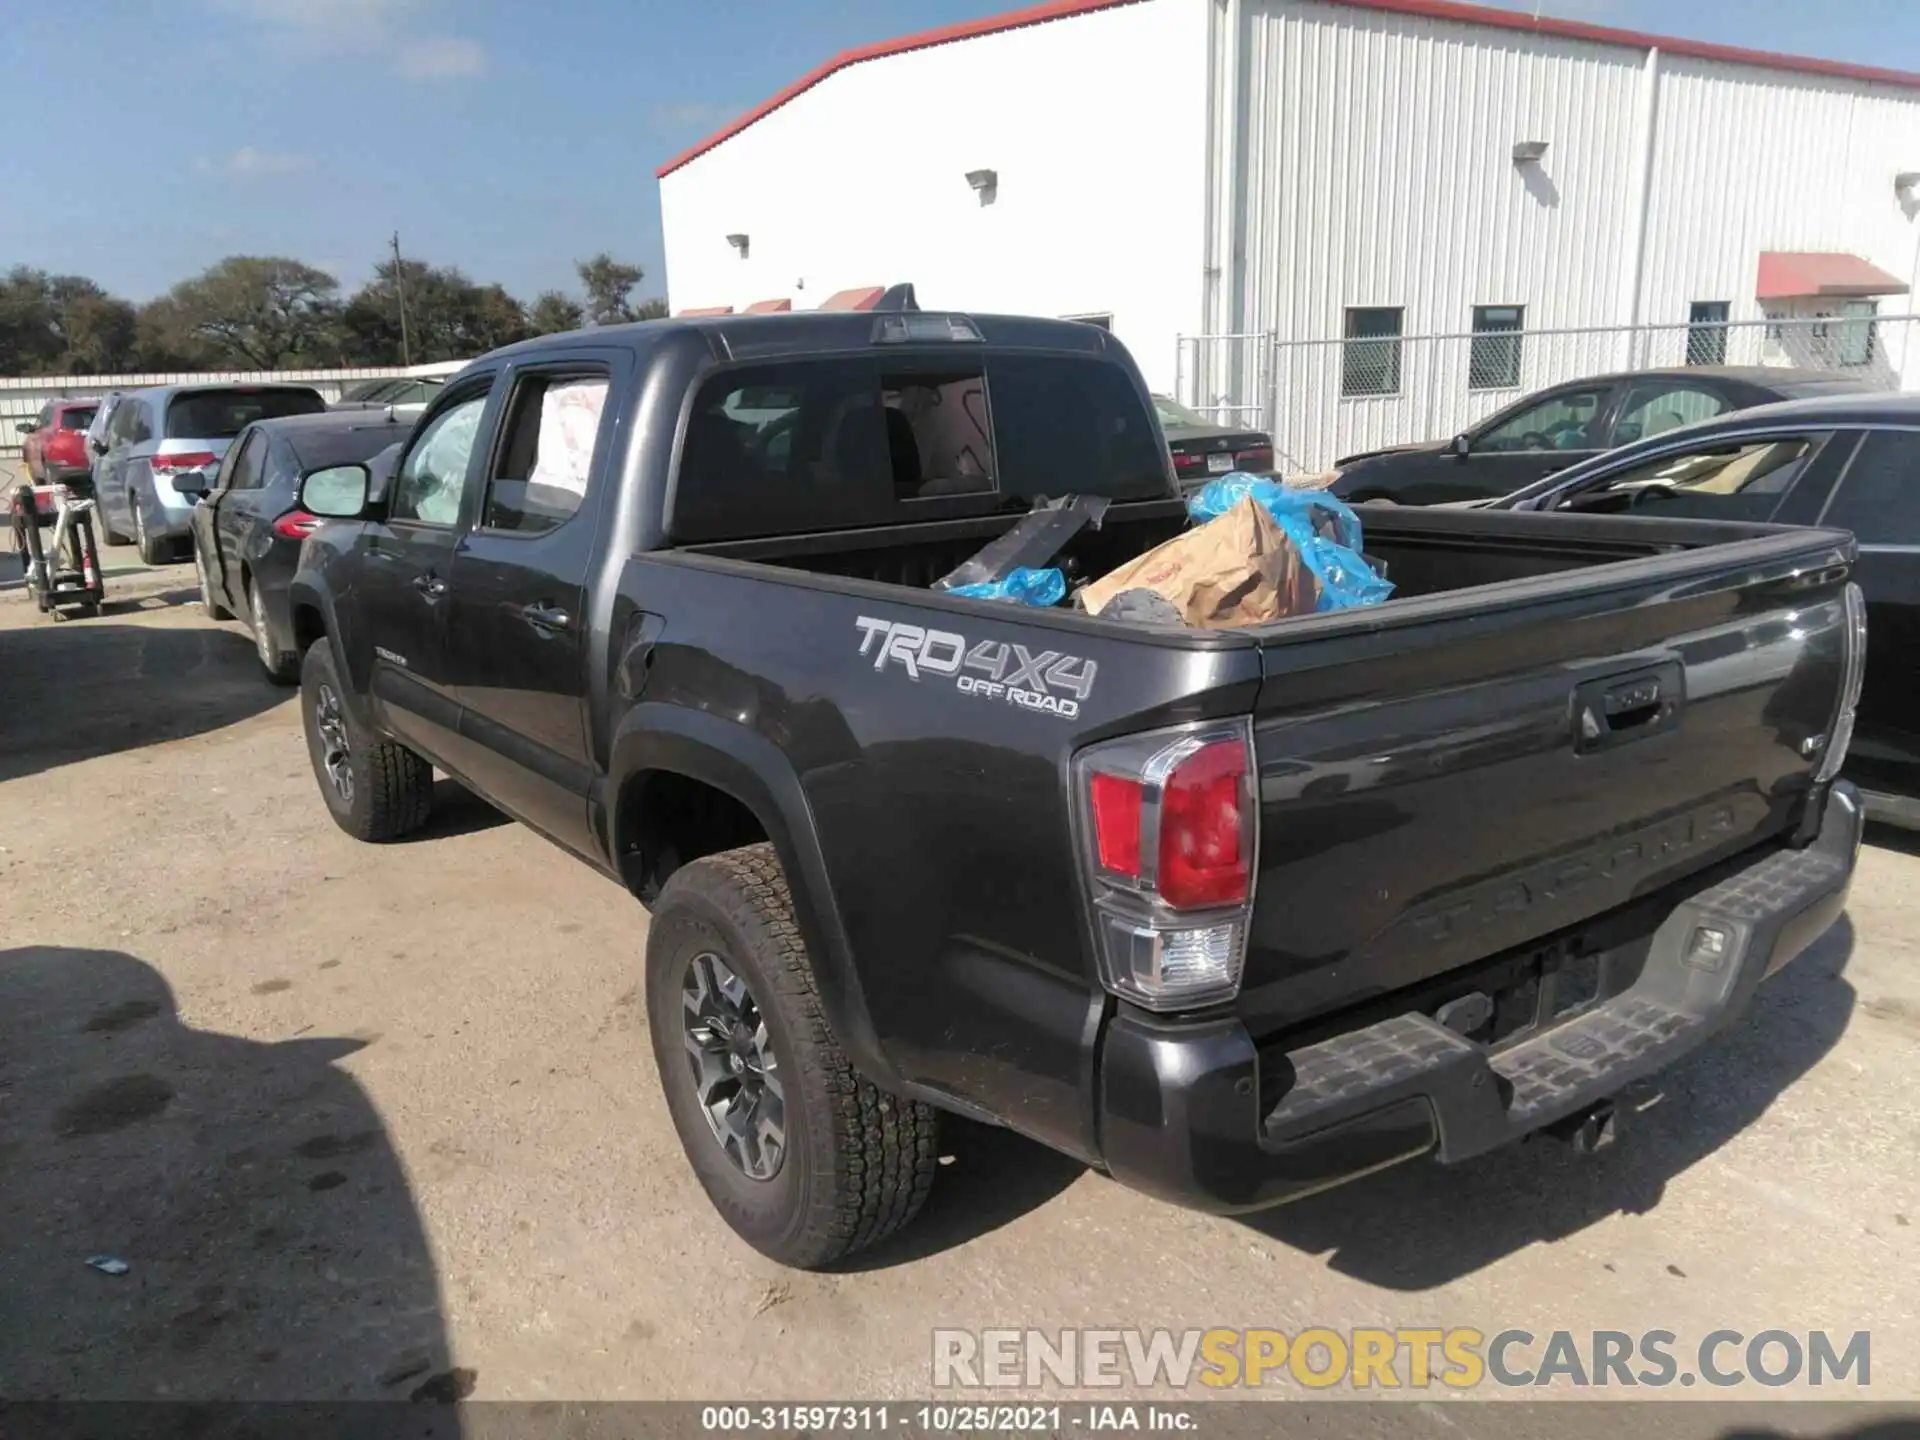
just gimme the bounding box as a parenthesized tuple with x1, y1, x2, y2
(658, 0, 1920, 471)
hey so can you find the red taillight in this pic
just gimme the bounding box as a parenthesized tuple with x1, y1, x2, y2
(1075, 721, 1257, 1011)
(272, 509, 320, 539)
(152, 451, 217, 471)
(1089, 773, 1145, 876)
(1156, 740, 1250, 909)
(1171, 451, 1204, 475)
(1084, 732, 1251, 910)
(1233, 445, 1274, 472)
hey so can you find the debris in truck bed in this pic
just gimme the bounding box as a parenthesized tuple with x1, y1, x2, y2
(931, 494, 1110, 593)
(1081, 496, 1315, 627)
(947, 566, 1067, 607)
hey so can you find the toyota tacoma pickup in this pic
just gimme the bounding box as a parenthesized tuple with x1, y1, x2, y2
(285, 306, 1867, 1268)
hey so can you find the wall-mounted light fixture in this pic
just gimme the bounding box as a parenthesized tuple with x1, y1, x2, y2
(965, 168, 998, 206)
(1512, 140, 1549, 166)
(726, 233, 750, 258)
(1897, 171, 1920, 197)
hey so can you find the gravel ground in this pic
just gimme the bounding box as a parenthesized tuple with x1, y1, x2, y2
(1, 552, 1915, 1435)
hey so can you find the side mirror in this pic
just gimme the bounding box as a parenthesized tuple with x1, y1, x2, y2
(16, 420, 38, 434)
(1451, 433, 1471, 458)
(90, 437, 108, 456)
(301, 463, 372, 519)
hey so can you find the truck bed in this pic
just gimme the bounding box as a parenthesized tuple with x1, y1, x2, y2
(667, 504, 1851, 1069)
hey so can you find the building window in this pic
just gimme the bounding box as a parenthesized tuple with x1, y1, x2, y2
(1839, 300, 1878, 367)
(1468, 305, 1524, 390)
(1062, 313, 1113, 331)
(1686, 301, 1730, 366)
(1342, 307, 1402, 397)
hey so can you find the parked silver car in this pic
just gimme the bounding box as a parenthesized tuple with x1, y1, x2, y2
(91, 383, 327, 563)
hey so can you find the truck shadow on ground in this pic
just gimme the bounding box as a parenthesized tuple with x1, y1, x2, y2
(0, 622, 286, 783)
(0, 946, 468, 1407)
(413, 778, 513, 841)
(835, 1117, 1087, 1273)
(1241, 915, 1858, 1289)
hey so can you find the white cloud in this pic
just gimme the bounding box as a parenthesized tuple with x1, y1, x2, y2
(650, 101, 742, 134)
(210, 0, 485, 81)
(195, 147, 313, 177)
(397, 35, 487, 80)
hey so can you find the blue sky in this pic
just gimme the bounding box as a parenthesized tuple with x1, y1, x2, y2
(4, 0, 1915, 306)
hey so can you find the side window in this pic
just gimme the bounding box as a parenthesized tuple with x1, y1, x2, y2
(133, 403, 155, 445)
(1610, 384, 1730, 446)
(265, 438, 302, 494)
(1553, 434, 1827, 522)
(36, 403, 53, 428)
(482, 371, 610, 533)
(228, 434, 266, 491)
(391, 393, 488, 526)
(1477, 389, 1608, 453)
(1821, 431, 1920, 546)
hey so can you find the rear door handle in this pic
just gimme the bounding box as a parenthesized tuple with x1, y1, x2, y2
(519, 601, 571, 633)
(413, 574, 448, 599)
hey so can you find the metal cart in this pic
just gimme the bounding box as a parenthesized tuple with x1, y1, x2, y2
(10, 481, 105, 619)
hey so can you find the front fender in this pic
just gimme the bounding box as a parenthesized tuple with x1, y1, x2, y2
(604, 702, 900, 1094)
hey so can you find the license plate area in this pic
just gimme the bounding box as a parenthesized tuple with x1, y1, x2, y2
(1207, 452, 1234, 473)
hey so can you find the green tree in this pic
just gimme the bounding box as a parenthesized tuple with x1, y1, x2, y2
(342, 257, 531, 364)
(634, 296, 668, 322)
(529, 289, 585, 335)
(576, 252, 648, 326)
(160, 256, 343, 368)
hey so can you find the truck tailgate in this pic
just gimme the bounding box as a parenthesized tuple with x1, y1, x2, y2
(1237, 524, 1854, 1038)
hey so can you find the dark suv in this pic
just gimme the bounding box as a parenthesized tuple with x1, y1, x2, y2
(1496, 391, 1920, 824)
(1331, 366, 1875, 507)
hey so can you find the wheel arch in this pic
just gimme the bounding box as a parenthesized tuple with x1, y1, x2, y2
(608, 702, 899, 1092)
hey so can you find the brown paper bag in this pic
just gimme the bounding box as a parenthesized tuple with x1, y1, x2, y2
(1081, 496, 1317, 628)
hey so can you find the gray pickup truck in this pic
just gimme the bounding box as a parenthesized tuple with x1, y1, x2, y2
(284, 306, 1866, 1267)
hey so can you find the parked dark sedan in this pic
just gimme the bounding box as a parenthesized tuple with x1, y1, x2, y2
(1492, 390, 1920, 825)
(1151, 393, 1275, 485)
(188, 410, 412, 682)
(1329, 366, 1875, 507)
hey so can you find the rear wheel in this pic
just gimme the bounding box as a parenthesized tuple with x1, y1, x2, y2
(299, 638, 433, 842)
(645, 843, 940, 1268)
(249, 576, 296, 684)
(133, 496, 169, 565)
(195, 539, 232, 619)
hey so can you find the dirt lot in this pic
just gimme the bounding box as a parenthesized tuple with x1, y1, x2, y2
(2, 551, 1917, 1427)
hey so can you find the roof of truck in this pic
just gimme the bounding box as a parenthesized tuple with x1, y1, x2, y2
(471, 309, 1120, 367)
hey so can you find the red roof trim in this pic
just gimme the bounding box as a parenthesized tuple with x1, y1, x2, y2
(818, 286, 887, 312)
(744, 298, 794, 313)
(655, 0, 1920, 179)
(1757, 251, 1911, 300)
(676, 305, 735, 317)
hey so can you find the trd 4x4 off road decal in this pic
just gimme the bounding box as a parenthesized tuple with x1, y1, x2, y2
(854, 616, 1097, 720)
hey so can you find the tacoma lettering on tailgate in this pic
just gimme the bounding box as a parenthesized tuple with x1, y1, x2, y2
(854, 615, 1097, 720)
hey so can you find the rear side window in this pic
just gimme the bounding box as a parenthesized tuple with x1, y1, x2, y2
(672, 354, 1164, 541)
(168, 388, 325, 439)
(1822, 430, 1920, 546)
(61, 407, 96, 430)
(482, 371, 610, 533)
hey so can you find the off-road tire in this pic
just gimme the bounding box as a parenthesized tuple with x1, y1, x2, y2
(300, 638, 434, 842)
(645, 843, 939, 1268)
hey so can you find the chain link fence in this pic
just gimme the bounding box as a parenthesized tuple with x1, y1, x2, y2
(1176, 314, 1920, 478)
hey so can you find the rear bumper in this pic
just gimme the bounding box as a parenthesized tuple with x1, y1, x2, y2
(1094, 783, 1863, 1214)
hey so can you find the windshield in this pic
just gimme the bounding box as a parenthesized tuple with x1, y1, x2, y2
(1152, 394, 1210, 428)
(341, 378, 447, 405)
(167, 388, 326, 439)
(60, 407, 97, 430)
